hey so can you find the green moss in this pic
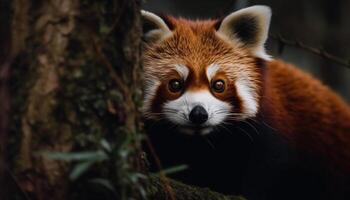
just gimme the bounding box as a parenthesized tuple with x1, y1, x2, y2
(148, 176, 247, 200)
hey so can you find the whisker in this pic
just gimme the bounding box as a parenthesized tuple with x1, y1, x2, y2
(241, 120, 260, 136)
(146, 118, 170, 130)
(262, 120, 277, 132)
(235, 126, 254, 142)
(184, 95, 191, 114)
(218, 124, 233, 136)
(202, 136, 216, 150)
(220, 122, 254, 142)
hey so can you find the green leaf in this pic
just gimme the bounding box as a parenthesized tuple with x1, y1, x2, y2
(89, 178, 116, 193)
(41, 150, 108, 162)
(129, 173, 147, 184)
(157, 164, 188, 176)
(69, 161, 95, 181)
(100, 139, 112, 152)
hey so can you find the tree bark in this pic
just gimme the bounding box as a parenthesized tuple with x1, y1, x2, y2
(0, 0, 12, 198)
(5, 0, 142, 199)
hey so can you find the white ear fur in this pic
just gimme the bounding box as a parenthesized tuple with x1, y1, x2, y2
(217, 5, 272, 60)
(141, 10, 172, 43)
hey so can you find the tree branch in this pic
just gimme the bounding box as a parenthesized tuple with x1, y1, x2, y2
(270, 33, 350, 69)
(148, 176, 246, 200)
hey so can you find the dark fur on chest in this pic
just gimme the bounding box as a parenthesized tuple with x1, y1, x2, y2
(143, 118, 345, 200)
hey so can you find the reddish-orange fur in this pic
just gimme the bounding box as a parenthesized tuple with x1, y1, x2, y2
(261, 60, 350, 173)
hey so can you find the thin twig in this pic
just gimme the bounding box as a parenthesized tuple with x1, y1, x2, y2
(270, 33, 350, 69)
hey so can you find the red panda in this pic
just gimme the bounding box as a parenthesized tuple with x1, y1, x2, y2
(141, 6, 350, 200)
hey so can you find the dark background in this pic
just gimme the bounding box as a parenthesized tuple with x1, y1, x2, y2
(142, 0, 350, 102)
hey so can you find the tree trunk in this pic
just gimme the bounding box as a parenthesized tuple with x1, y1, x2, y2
(0, 0, 12, 198)
(3, 0, 142, 199)
(1, 1, 246, 199)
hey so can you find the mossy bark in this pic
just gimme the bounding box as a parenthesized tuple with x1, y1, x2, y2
(5, 0, 142, 199)
(148, 176, 247, 200)
(0, 0, 12, 197)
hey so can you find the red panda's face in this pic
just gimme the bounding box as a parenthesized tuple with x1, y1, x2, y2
(142, 6, 271, 135)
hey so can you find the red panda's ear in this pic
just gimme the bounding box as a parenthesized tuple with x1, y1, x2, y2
(141, 10, 172, 44)
(216, 5, 272, 60)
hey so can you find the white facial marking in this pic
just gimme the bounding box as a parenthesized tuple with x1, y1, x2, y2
(143, 79, 161, 117)
(175, 64, 189, 80)
(235, 79, 258, 118)
(163, 91, 232, 135)
(206, 64, 220, 81)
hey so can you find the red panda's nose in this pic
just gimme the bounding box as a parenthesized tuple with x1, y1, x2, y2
(189, 105, 208, 125)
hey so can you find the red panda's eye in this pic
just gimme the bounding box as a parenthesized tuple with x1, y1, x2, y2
(212, 80, 225, 93)
(168, 79, 183, 93)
